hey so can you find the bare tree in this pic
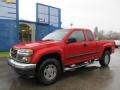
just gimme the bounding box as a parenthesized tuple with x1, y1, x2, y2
(94, 26, 98, 38)
(94, 27, 120, 40)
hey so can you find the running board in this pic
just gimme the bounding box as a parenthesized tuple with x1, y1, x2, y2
(64, 62, 91, 71)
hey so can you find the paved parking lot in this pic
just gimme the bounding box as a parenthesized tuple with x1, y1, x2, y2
(0, 49, 120, 90)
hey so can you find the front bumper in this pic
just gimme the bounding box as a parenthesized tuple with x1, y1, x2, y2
(8, 58, 36, 76)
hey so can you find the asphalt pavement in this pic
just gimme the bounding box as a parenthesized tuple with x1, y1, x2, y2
(0, 48, 120, 90)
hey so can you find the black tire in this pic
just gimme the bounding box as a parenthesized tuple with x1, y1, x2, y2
(99, 51, 110, 67)
(115, 45, 118, 48)
(36, 58, 61, 85)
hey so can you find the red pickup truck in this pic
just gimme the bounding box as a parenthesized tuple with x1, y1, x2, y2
(8, 28, 115, 85)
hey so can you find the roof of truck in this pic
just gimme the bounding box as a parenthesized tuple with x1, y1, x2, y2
(67, 28, 91, 31)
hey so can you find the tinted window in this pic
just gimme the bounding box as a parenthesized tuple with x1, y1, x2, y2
(86, 31, 94, 41)
(68, 31, 85, 42)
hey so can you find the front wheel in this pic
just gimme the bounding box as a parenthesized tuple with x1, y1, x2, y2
(36, 58, 61, 85)
(99, 51, 110, 67)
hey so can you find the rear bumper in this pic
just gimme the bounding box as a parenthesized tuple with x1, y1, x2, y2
(8, 58, 36, 76)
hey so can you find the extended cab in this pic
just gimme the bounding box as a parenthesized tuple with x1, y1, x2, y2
(8, 28, 115, 85)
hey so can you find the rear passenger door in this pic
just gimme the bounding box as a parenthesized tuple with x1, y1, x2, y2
(82, 30, 97, 61)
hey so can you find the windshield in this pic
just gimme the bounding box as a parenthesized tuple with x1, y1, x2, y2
(42, 29, 69, 41)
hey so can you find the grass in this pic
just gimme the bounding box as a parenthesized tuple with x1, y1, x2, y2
(0, 52, 9, 58)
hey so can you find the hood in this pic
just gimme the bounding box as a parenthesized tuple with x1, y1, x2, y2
(13, 40, 61, 50)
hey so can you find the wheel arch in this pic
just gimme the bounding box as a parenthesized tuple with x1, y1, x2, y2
(36, 52, 64, 72)
(103, 47, 112, 54)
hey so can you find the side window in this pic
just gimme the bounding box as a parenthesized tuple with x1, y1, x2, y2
(68, 31, 85, 42)
(86, 31, 94, 41)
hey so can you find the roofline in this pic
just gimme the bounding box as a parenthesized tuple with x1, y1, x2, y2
(19, 20, 49, 25)
(66, 28, 92, 31)
(19, 20, 35, 23)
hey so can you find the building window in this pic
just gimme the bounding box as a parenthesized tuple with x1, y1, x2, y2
(19, 24, 32, 42)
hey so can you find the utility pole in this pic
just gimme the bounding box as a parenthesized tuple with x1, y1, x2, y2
(70, 23, 73, 28)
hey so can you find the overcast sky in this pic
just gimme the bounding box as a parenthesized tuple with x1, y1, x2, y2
(19, 0, 120, 32)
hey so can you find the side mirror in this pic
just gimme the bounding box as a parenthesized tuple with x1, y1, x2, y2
(67, 38, 77, 44)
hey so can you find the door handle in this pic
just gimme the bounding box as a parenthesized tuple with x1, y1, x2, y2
(83, 43, 87, 47)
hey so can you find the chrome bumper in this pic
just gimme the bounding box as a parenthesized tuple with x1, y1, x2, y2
(8, 58, 36, 70)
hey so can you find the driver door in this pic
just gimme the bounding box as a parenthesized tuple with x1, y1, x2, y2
(64, 30, 87, 65)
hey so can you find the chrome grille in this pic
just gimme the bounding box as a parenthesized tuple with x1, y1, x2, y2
(11, 48, 17, 58)
(10, 48, 29, 64)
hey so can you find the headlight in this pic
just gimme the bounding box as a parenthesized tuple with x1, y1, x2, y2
(22, 57, 31, 63)
(17, 49, 33, 56)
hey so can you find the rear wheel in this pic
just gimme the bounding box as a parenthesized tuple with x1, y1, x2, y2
(36, 58, 61, 85)
(99, 51, 110, 67)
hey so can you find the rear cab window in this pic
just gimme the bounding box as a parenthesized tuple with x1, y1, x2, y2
(86, 30, 94, 41)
